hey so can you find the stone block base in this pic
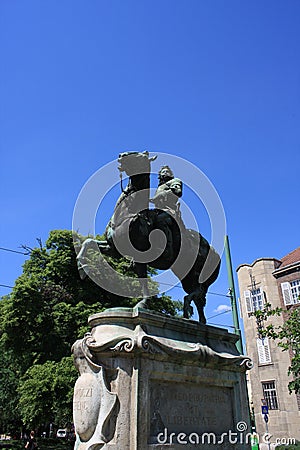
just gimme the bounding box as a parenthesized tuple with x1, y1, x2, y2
(72, 308, 252, 450)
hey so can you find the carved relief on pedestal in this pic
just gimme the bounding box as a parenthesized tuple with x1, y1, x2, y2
(72, 339, 119, 450)
(82, 323, 252, 368)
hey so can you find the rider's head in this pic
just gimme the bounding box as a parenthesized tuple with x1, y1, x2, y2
(158, 166, 174, 185)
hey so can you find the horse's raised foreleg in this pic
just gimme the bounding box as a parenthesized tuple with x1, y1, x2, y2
(77, 238, 111, 280)
(77, 239, 93, 280)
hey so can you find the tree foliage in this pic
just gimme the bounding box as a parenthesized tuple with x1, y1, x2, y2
(18, 357, 77, 428)
(0, 229, 177, 432)
(0, 346, 20, 432)
(252, 302, 300, 394)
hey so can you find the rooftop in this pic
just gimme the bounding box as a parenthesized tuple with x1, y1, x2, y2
(236, 246, 300, 273)
(280, 246, 300, 268)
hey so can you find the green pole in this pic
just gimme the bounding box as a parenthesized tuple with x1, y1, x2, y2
(224, 235, 243, 354)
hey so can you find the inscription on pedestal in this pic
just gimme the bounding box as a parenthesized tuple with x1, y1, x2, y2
(149, 380, 234, 441)
(73, 387, 93, 411)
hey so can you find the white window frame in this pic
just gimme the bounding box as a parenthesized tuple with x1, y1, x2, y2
(244, 287, 264, 313)
(281, 281, 300, 306)
(262, 381, 279, 410)
(257, 337, 272, 364)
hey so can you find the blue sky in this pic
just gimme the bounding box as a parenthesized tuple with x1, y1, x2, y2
(1, 1, 299, 335)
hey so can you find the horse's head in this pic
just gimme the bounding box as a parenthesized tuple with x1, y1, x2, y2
(118, 151, 157, 176)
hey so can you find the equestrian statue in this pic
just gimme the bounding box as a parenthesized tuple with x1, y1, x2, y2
(77, 151, 221, 324)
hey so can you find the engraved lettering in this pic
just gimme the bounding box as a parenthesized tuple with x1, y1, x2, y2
(75, 388, 93, 398)
(150, 380, 233, 437)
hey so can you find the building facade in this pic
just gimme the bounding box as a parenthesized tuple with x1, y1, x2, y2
(237, 247, 300, 443)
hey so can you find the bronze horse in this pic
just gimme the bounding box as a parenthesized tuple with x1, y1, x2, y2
(77, 151, 220, 323)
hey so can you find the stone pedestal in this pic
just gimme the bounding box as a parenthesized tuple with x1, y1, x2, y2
(72, 308, 252, 450)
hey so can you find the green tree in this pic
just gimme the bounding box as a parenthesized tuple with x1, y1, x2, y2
(0, 296, 21, 433)
(0, 229, 177, 430)
(252, 302, 300, 394)
(18, 357, 77, 428)
(1, 230, 175, 370)
(0, 346, 20, 433)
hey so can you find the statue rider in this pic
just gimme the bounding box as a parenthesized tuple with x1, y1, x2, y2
(150, 166, 185, 265)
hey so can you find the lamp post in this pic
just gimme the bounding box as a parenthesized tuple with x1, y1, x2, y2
(224, 235, 243, 354)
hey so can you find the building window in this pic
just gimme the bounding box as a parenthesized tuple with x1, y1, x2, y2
(281, 280, 300, 306)
(244, 288, 264, 313)
(262, 381, 278, 410)
(257, 338, 272, 364)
